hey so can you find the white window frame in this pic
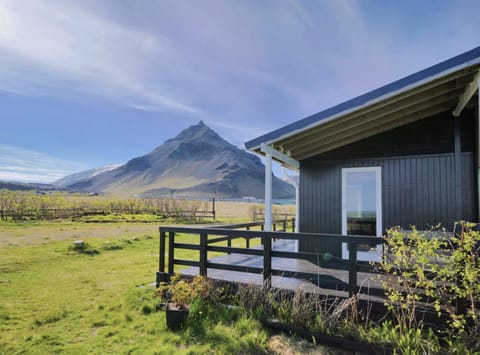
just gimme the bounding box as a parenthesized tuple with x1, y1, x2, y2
(341, 167, 383, 262)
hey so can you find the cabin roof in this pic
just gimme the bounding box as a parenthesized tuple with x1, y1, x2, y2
(245, 46, 480, 162)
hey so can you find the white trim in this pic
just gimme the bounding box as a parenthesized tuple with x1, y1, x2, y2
(260, 143, 299, 171)
(341, 167, 383, 262)
(248, 58, 480, 151)
(264, 153, 272, 232)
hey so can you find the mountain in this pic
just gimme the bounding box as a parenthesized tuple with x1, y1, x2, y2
(56, 121, 294, 199)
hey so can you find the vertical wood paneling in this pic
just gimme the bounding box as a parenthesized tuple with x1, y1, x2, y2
(300, 153, 476, 258)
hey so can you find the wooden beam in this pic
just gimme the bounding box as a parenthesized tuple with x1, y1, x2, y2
(452, 70, 480, 117)
(295, 102, 455, 160)
(288, 86, 464, 154)
(292, 94, 459, 158)
(260, 143, 299, 170)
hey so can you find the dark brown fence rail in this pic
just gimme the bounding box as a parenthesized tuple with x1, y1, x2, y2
(157, 222, 384, 296)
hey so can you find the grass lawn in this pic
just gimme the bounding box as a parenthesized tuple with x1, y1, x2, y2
(0, 220, 324, 354)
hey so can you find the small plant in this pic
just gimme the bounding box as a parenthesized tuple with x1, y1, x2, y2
(237, 280, 275, 320)
(102, 241, 123, 251)
(68, 241, 99, 255)
(155, 275, 215, 310)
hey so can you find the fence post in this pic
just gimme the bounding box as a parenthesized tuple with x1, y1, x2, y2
(227, 237, 231, 255)
(212, 197, 216, 220)
(348, 242, 357, 297)
(246, 226, 250, 248)
(292, 218, 295, 232)
(283, 220, 286, 232)
(263, 234, 272, 288)
(168, 232, 175, 275)
(200, 233, 208, 276)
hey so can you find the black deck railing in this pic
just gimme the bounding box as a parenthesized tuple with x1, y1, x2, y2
(157, 221, 385, 296)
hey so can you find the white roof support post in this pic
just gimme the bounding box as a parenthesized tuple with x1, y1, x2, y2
(452, 70, 480, 117)
(264, 152, 273, 232)
(260, 143, 300, 232)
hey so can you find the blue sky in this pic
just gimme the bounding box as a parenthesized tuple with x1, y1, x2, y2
(0, 0, 479, 183)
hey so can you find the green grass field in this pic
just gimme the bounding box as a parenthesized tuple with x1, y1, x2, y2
(0, 220, 323, 354)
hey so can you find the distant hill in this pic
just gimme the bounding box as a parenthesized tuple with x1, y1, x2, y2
(0, 181, 68, 192)
(55, 121, 295, 199)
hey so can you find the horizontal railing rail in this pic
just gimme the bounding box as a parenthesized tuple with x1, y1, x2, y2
(157, 221, 385, 296)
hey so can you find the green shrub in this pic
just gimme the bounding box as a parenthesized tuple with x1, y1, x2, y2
(379, 223, 480, 352)
(67, 241, 99, 255)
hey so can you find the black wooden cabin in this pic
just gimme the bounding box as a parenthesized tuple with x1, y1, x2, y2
(245, 46, 480, 262)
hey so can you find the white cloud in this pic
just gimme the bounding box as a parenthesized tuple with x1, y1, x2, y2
(0, 145, 87, 183)
(0, 0, 200, 114)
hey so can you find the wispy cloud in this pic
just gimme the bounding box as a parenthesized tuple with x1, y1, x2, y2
(0, 145, 87, 183)
(0, 0, 200, 114)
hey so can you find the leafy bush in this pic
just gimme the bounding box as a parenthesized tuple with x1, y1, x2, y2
(379, 223, 480, 352)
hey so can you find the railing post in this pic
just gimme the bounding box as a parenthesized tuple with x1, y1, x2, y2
(246, 226, 250, 248)
(292, 218, 295, 232)
(227, 236, 232, 255)
(200, 233, 208, 276)
(159, 230, 166, 273)
(156, 228, 168, 286)
(263, 234, 272, 288)
(283, 219, 286, 232)
(168, 232, 175, 275)
(348, 242, 357, 297)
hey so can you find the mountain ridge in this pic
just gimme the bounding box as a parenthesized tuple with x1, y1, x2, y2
(56, 121, 294, 199)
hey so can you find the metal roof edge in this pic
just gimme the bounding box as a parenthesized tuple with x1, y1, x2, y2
(245, 45, 480, 151)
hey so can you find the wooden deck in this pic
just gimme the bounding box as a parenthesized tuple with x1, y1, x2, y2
(157, 222, 453, 325)
(157, 222, 389, 301)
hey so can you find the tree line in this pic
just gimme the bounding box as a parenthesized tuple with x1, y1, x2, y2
(0, 190, 214, 221)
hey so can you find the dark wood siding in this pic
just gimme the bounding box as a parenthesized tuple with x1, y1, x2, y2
(299, 153, 476, 256)
(298, 109, 477, 257)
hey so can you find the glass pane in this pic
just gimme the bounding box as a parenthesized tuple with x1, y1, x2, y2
(345, 171, 377, 251)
